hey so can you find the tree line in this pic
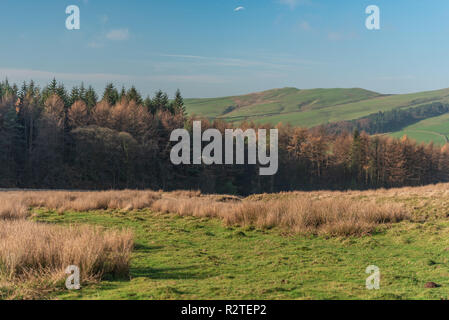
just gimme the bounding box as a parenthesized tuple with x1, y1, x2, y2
(1, 79, 449, 195)
(319, 102, 449, 136)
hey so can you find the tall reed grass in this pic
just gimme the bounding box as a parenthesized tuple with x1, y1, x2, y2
(151, 196, 408, 236)
(0, 188, 411, 236)
(0, 220, 133, 280)
(0, 190, 135, 299)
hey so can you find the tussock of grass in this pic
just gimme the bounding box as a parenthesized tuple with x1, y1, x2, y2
(0, 187, 413, 236)
(0, 220, 133, 281)
(0, 197, 28, 220)
(151, 197, 408, 236)
(0, 190, 204, 218)
(21, 190, 162, 213)
(0, 191, 135, 299)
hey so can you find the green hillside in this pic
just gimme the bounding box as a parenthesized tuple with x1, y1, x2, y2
(186, 87, 383, 124)
(389, 113, 449, 146)
(185, 87, 449, 145)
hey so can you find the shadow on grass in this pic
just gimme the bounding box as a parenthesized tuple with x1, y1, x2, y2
(131, 265, 214, 280)
(133, 242, 164, 252)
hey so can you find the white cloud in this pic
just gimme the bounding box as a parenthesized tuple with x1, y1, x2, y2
(106, 29, 129, 41)
(234, 6, 245, 12)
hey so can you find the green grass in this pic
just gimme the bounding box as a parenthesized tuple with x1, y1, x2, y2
(185, 87, 449, 128)
(389, 113, 449, 146)
(32, 208, 449, 300)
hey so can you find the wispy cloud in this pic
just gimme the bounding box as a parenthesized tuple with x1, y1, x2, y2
(278, 0, 309, 9)
(106, 29, 130, 41)
(159, 53, 321, 69)
(0, 68, 227, 84)
(160, 54, 288, 68)
(234, 6, 245, 12)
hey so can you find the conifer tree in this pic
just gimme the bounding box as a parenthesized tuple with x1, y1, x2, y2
(172, 89, 186, 115)
(102, 83, 119, 106)
(84, 86, 98, 109)
(126, 86, 143, 105)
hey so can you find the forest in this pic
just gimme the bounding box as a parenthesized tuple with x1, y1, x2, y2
(1, 79, 449, 195)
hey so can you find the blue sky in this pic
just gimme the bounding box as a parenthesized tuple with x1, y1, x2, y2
(1, 0, 449, 98)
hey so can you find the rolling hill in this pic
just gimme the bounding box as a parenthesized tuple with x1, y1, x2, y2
(185, 87, 449, 145)
(389, 113, 449, 145)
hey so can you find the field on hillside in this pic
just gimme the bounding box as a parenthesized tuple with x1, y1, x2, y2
(2, 186, 449, 300)
(185, 87, 449, 127)
(185, 87, 449, 145)
(390, 113, 449, 146)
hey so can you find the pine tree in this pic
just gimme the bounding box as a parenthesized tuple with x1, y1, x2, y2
(0, 96, 23, 186)
(84, 86, 98, 110)
(70, 86, 80, 106)
(56, 84, 69, 108)
(102, 83, 119, 106)
(126, 86, 143, 105)
(79, 83, 86, 101)
(41, 79, 69, 108)
(152, 90, 170, 113)
(20, 82, 28, 101)
(144, 96, 156, 114)
(172, 89, 186, 115)
(119, 86, 127, 101)
(49, 78, 57, 92)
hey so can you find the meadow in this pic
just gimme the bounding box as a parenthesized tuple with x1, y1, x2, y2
(1, 186, 449, 299)
(390, 112, 449, 146)
(185, 87, 449, 145)
(185, 87, 449, 127)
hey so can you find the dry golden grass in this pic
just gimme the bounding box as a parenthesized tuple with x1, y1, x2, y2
(0, 191, 135, 299)
(0, 197, 28, 220)
(0, 220, 133, 281)
(0, 190, 164, 219)
(0, 186, 418, 236)
(0, 189, 204, 219)
(21, 190, 162, 213)
(151, 197, 408, 236)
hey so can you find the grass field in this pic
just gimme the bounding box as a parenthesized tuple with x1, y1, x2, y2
(389, 113, 449, 146)
(185, 87, 449, 128)
(185, 87, 449, 145)
(2, 187, 449, 300)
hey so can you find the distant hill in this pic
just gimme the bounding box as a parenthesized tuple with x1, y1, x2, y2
(389, 112, 449, 146)
(185, 87, 449, 145)
(186, 87, 382, 123)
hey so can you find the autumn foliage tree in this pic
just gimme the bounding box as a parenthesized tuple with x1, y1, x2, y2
(1, 78, 449, 194)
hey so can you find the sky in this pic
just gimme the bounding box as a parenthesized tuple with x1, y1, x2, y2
(1, 0, 449, 98)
